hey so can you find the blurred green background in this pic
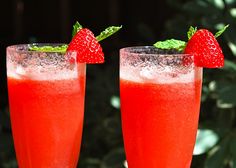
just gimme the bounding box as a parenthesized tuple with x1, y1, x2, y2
(1, 0, 236, 167)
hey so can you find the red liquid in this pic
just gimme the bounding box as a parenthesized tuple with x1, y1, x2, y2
(120, 79, 202, 168)
(8, 75, 85, 168)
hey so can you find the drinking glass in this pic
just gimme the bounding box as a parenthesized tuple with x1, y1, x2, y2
(120, 46, 202, 168)
(7, 44, 86, 168)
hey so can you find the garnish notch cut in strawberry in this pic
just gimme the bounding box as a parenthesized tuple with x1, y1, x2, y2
(153, 25, 228, 68)
(29, 21, 122, 64)
(67, 22, 122, 64)
(184, 29, 224, 68)
(67, 28, 104, 64)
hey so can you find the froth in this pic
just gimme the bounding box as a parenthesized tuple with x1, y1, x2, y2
(8, 69, 78, 81)
(120, 66, 202, 84)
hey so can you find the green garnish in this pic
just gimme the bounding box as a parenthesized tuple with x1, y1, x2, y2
(72, 21, 83, 38)
(29, 21, 122, 52)
(29, 45, 68, 53)
(187, 26, 197, 40)
(215, 24, 229, 38)
(96, 26, 122, 42)
(153, 39, 186, 51)
(153, 25, 229, 51)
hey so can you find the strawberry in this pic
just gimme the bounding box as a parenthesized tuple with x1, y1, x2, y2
(184, 29, 224, 68)
(67, 28, 104, 64)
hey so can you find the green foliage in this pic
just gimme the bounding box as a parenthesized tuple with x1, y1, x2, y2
(164, 0, 236, 167)
(1, 0, 236, 168)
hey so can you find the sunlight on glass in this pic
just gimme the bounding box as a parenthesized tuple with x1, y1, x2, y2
(110, 96, 120, 109)
(228, 42, 236, 56)
(230, 8, 236, 17)
(193, 129, 219, 155)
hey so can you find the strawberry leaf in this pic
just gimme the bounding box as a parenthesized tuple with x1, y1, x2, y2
(96, 26, 122, 42)
(72, 21, 83, 38)
(215, 24, 229, 38)
(187, 26, 197, 40)
(153, 39, 186, 51)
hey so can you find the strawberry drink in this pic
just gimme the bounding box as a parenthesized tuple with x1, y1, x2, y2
(7, 44, 86, 168)
(120, 26, 226, 168)
(120, 47, 202, 168)
(7, 22, 121, 168)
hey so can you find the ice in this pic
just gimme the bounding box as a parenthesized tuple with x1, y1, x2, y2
(8, 65, 79, 81)
(120, 66, 198, 84)
(139, 66, 157, 80)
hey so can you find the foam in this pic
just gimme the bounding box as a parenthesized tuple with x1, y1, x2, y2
(8, 68, 79, 81)
(120, 66, 202, 84)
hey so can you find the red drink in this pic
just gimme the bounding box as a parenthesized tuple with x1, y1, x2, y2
(7, 44, 86, 168)
(120, 47, 202, 168)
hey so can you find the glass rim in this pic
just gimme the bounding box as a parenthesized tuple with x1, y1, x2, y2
(6, 43, 72, 54)
(120, 46, 193, 58)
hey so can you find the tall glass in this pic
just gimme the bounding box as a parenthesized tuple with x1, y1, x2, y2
(120, 46, 202, 168)
(7, 44, 86, 168)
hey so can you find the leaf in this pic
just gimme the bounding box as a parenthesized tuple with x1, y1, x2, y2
(101, 148, 126, 168)
(153, 39, 186, 51)
(72, 21, 83, 38)
(215, 24, 229, 38)
(96, 26, 122, 42)
(218, 84, 236, 106)
(223, 59, 236, 72)
(204, 137, 230, 168)
(187, 26, 197, 40)
(193, 129, 219, 155)
(29, 44, 68, 52)
(229, 134, 236, 167)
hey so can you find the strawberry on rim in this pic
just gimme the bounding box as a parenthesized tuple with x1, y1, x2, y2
(184, 29, 224, 68)
(153, 25, 229, 68)
(67, 28, 104, 64)
(67, 21, 122, 64)
(29, 21, 122, 64)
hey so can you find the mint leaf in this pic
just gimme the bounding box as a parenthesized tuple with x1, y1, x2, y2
(72, 21, 83, 38)
(96, 26, 122, 42)
(187, 26, 197, 40)
(153, 39, 186, 51)
(215, 24, 229, 38)
(29, 45, 68, 52)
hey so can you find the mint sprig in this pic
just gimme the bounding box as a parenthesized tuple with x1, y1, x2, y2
(215, 24, 229, 38)
(153, 25, 229, 51)
(29, 45, 67, 52)
(96, 26, 122, 42)
(30, 22, 122, 52)
(153, 39, 186, 51)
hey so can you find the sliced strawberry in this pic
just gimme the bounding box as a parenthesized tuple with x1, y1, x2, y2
(184, 29, 224, 68)
(67, 28, 104, 64)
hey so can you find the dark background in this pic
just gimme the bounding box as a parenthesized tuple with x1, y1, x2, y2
(1, 0, 236, 168)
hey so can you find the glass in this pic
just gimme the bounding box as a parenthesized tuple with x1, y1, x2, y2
(7, 44, 86, 168)
(120, 46, 202, 168)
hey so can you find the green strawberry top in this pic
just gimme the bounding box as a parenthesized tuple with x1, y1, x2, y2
(153, 25, 229, 68)
(29, 21, 122, 54)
